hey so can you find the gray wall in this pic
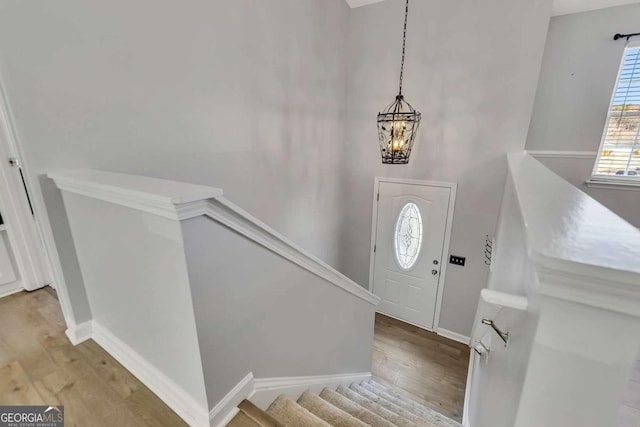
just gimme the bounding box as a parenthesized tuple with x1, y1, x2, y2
(182, 215, 376, 407)
(0, 0, 351, 321)
(340, 0, 553, 336)
(526, 3, 640, 227)
(61, 193, 209, 410)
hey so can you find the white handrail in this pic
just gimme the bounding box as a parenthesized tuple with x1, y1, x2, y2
(48, 169, 380, 306)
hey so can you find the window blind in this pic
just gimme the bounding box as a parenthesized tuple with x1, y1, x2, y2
(593, 44, 640, 179)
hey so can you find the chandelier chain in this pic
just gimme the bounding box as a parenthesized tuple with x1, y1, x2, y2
(398, 0, 409, 96)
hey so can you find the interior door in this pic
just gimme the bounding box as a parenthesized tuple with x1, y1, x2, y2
(372, 181, 451, 330)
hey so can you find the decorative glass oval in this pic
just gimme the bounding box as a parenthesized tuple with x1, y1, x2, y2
(394, 202, 423, 270)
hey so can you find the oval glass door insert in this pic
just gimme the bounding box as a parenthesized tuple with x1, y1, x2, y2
(394, 202, 423, 270)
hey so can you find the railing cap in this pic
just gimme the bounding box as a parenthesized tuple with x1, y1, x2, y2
(508, 153, 640, 284)
(48, 170, 223, 220)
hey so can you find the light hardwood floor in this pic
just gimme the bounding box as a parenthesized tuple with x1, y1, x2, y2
(373, 313, 640, 426)
(372, 313, 469, 422)
(0, 288, 186, 427)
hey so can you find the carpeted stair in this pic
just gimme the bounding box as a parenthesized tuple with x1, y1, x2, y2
(227, 379, 461, 427)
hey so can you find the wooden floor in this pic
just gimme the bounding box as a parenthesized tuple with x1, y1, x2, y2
(0, 288, 186, 427)
(372, 313, 469, 422)
(372, 313, 640, 426)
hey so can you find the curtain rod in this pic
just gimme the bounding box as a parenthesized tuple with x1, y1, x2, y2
(614, 32, 640, 41)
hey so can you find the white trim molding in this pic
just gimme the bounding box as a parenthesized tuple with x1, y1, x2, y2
(202, 198, 380, 306)
(0, 77, 53, 293)
(64, 320, 209, 426)
(250, 372, 372, 410)
(65, 320, 93, 345)
(585, 179, 640, 191)
(91, 321, 210, 427)
(48, 170, 380, 307)
(47, 170, 223, 220)
(437, 328, 470, 345)
(0, 281, 23, 299)
(462, 350, 475, 427)
(209, 371, 372, 425)
(209, 372, 254, 427)
(526, 150, 597, 159)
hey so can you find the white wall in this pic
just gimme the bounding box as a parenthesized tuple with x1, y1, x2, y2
(340, 0, 553, 336)
(0, 0, 351, 321)
(60, 192, 209, 418)
(526, 3, 640, 227)
(468, 172, 540, 427)
(182, 214, 376, 408)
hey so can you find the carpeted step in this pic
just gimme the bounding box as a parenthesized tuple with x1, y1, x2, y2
(337, 384, 417, 426)
(227, 411, 261, 427)
(297, 390, 366, 427)
(238, 399, 284, 427)
(362, 381, 461, 427)
(266, 394, 331, 427)
(349, 383, 430, 426)
(320, 387, 399, 427)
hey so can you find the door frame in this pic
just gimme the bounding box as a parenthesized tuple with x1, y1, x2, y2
(0, 76, 79, 333)
(368, 177, 457, 332)
(0, 79, 56, 295)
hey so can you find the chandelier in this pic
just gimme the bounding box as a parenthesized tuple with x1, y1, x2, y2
(377, 0, 421, 165)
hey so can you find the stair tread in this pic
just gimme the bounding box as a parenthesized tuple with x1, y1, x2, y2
(297, 390, 367, 427)
(320, 387, 398, 427)
(346, 384, 421, 426)
(227, 411, 262, 427)
(360, 381, 461, 427)
(266, 394, 331, 427)
(368, 379, 438, 412)
(367, 381, 449, 417)
(238, 399, 284, 427)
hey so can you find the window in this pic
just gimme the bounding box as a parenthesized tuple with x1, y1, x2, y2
(592, 41, 640, 182)
(394, 202, 423, 270)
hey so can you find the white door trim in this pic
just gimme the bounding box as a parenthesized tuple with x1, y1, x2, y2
(0, 77, 76, 322)
(0, 79, 55, 290)
(368, 177, 457, 332)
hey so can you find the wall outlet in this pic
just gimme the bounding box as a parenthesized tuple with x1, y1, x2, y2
(450, 255, 466, 266)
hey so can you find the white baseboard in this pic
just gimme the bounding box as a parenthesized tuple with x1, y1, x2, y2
(65, 320, 93, 345)
(91, 321, 209, 427)
(63, 320, 370, 427)
(249, 372, 371, 410)
(0, 281, 23, 299)
(462, 350, 476, 427)
(209, 372, 254, 427)
(437, 327, 470, 345)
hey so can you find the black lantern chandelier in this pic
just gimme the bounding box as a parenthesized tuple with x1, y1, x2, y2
(377, 0, 421, 165)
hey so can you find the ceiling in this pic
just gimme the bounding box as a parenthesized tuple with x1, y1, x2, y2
(344, 0, 640, 16)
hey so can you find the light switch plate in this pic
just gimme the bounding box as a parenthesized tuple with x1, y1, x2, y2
(450, 255, 466, 266)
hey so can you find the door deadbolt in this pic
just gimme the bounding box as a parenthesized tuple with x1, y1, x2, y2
(433, 260, 439, 265)
(432, 269, 438, 275)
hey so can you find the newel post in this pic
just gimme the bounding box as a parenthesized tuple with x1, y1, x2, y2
(514, 264, 640, 427)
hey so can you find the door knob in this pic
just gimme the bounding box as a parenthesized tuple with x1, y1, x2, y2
(432, 269, 438, 275)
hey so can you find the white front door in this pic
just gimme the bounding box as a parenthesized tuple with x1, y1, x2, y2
(371, 181, 453, 330)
